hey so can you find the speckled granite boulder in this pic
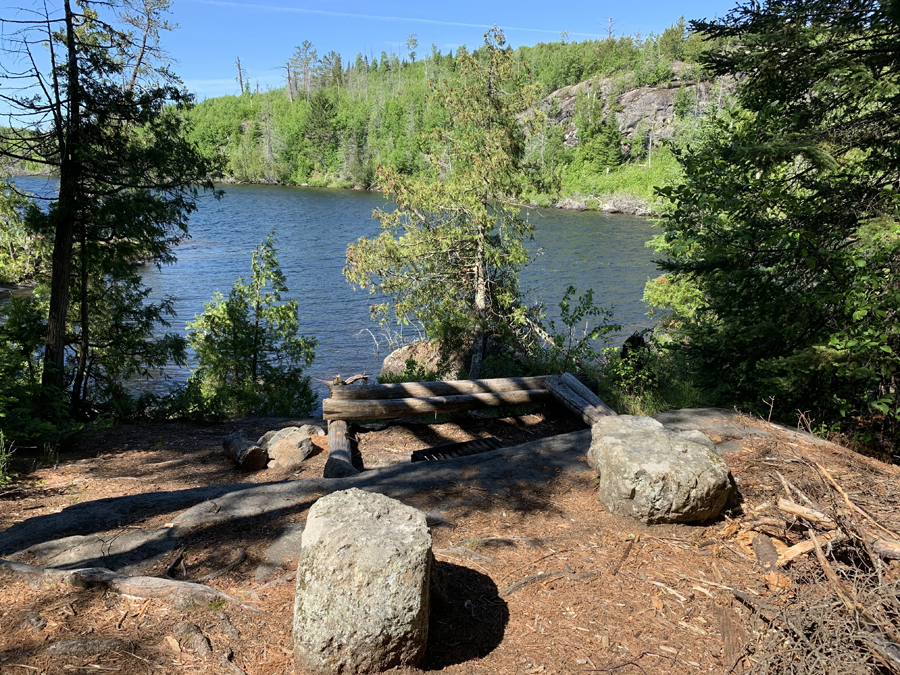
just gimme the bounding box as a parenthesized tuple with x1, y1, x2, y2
(587, 415, 732, 524)
(293, 488, 432, 674)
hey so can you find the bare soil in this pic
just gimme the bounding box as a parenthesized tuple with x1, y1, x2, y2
(1, 407, 899, 675)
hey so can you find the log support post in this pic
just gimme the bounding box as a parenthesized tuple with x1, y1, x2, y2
(324, 420, 359, 478)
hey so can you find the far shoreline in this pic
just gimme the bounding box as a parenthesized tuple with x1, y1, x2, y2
(7, 170, 659, 217)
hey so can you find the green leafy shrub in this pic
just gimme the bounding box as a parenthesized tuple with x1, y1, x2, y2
(522, 286, 620, 376)
(597, 336, 705, 416)
(0, 296, 82, 446)
(0, 432, 15, 485)
(0, 184, 41, 284)
(186, 233, 317, 417)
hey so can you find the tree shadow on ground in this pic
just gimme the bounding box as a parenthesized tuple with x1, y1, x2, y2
(425, 561, 508, 670)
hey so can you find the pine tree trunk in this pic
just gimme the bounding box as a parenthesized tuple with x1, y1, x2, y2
(42, 0, 81, 395)
(70, 225, 90, 415)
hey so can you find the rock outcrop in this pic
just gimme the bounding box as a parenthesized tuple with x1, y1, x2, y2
(380, 339, 465, 379)
(587, 415, 732, 524)
(541, 75, 716, 147)
(293, 488, 432, 674)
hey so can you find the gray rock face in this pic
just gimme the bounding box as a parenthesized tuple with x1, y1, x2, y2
(588, 415, 732, 524)
(541, 75, 717, 146)
(260, 427, 315, 470)
(293, 488, 432, 674)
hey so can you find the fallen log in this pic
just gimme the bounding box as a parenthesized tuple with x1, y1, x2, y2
(222, 431, 268, 471)
(328, 375, 554, 401)
(322, 389, 553, 421)
(872, 536, 900, 561)
(544, 373, 616, 425)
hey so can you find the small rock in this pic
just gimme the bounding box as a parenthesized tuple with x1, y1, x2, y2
(424, 509, 453, 528)
(254, 562, 279, 583)
(258, 429, 280, 448)
(173, 622, 212, 659)
(588, 415, 733, 524)
(213, 611, 242, 641)
(297, 423, 326, 438)
(294, 488, 432, 674)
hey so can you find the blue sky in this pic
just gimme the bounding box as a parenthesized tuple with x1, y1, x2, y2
(164, 0, 738, 99)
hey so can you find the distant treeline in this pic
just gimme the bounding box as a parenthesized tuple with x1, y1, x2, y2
(185, 19, 724, 205)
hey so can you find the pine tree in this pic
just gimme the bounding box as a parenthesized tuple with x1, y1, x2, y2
(187, 233, 317, 417)
(344, 28, 534, 377)
(0, 0, 219, 417)
(650, 0, 900, 436)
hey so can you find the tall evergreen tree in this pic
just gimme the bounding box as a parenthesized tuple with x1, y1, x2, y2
(650, 0, 900, 437)
(306, 89, 336, 171)
(187, 233, 317, 417)
(0, 0, 219, 417)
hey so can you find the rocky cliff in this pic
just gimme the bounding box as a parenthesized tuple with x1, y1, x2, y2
(539, 71, 717, 147)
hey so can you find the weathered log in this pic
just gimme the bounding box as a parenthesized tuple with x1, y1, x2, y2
(222, 431, 268, 472)
(560, 372, 617, 415)
(324, 420, 359, 477)
(872, 536, 900, 561)
(328, 376, 554, 401)
(777, 498, 838, 530)
(776, 530, 845, 566)
(323, 389, 553, 421)
(544, 373, 616, 426)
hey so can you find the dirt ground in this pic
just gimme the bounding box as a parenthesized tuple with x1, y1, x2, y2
(1, 405, 899, 675)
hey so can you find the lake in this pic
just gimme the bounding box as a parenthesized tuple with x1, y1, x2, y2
(12, 178, 661, 402)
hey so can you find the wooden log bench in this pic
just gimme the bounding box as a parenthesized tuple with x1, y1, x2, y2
(321, 374, 616, 478)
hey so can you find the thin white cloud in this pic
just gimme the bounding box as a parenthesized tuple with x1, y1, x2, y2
(193, 0, 604, 39)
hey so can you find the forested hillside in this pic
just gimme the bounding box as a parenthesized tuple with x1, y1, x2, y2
(185, 20, 726, 211)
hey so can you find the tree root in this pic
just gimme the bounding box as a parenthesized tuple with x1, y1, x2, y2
(0, 558, 260, 611)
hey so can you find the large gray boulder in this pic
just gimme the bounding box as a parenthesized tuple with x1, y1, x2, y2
(293, 488, 432, 674)
(587, 415, 732, 524)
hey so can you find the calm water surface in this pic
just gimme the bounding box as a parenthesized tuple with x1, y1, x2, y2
(13, 179, 661, 402)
